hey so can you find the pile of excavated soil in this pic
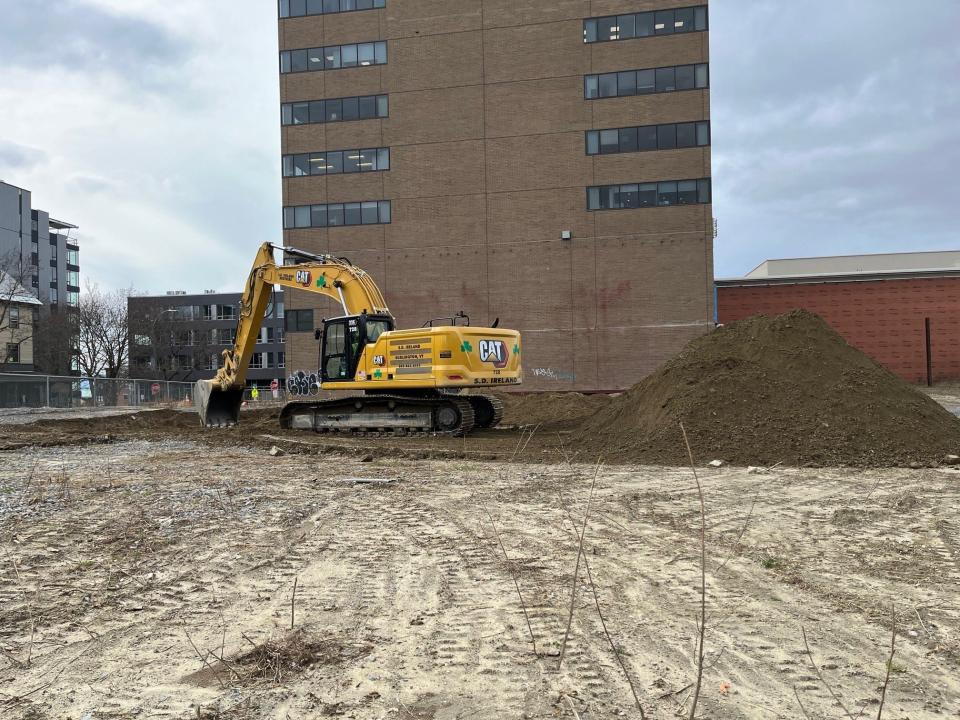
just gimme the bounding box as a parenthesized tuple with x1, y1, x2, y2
(577, 310, 960, 467)
(498, 391, 609, 428)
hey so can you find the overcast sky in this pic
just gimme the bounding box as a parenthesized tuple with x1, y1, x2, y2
(0, 1, 957, 291)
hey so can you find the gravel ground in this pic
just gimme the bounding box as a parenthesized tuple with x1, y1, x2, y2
(1, 440, 959, 719)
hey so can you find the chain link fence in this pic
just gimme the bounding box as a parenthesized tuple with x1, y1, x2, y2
(0, 373, 196, 409)
(0, 373, 292, 410)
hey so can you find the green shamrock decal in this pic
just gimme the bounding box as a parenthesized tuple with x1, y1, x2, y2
(373, 369, 383, 379)
(460, 341, 473, 352)
(316, 275, 327, 288)
(513, 343, 520, 355)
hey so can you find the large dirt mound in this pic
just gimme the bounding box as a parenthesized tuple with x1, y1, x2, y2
(578, 310, 960, 466)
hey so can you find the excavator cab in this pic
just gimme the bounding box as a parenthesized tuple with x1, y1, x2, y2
(320, 314, 394, 382)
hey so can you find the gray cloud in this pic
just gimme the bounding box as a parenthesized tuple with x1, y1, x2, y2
(712, 0, 960, 275)
(0, 0, 189, 88)
(0, 140, 47, 171)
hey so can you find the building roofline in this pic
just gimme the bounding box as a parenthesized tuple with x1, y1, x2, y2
(131, 288, 285, 299)
(717, 268, 960, 287)
(745, 249, 960, 277)
(49, 218, 78, 230)
(0, 179, 30, 193)
(752, 248, 960, 266)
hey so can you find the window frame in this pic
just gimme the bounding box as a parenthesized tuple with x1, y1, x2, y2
(283, 201, 392, 228)
(583, 5, 708, 43)
(586, 179, 712, 211)
(281, 94, 389, 126)
(282, 147, 391, 177)
(584, 121, 710, 156)
(585, 63, 708, 100)
(285, 309, 315, 333)
(280, 0, 384, 17)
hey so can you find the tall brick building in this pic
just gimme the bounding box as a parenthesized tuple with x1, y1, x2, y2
(278, 1, 714, 390)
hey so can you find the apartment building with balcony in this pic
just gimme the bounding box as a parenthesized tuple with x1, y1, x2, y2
(128, 290, 286, 386)
(0, 180, 80, 310)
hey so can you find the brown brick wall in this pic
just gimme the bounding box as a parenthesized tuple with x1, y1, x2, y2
(278, 2, 713, 390)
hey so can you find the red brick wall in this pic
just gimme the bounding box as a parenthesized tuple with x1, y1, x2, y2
(717, 277, 960, 384)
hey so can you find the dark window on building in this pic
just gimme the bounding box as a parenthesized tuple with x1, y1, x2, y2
(678, 180, 699, 204)
(638, 183, 658, 207)
(617, 71, 636, 96)
(586, 121, 710, 155)
(283, 201, 392, 229)
(585, 64, 708, 99)
(655, 67, 675, 92)
(676, 64, 696, 90)
(341, 96, 357, 120)
(619, 127, 639, 152)
(586, 179, 711, 210)
(5, 343, 19, 364)
(599, 129, 619, 154)
(657, 124, 677, 150)
(9, 307, 19, 329)
(584, 6, 707, 43)
(281, 94, 388, 126)
(657, 181, 678, 206)
(636, 69, 656, 94)
(286, 309, 314, 332)
(280, 0, 384, 18)
(280, 41, 386, 74)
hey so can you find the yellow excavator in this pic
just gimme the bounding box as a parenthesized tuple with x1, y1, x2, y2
(195, 242, 522, 435)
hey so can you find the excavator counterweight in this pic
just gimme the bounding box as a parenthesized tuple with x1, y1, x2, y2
(195, 243, 522, 434)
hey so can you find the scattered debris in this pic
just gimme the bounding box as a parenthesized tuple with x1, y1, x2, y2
(342, 477, 395, 485)
(269, 445, 285, 457)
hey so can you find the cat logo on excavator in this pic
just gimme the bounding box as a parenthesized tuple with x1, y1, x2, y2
(295, 270, 311, 286)
(479, 339, 509, 369)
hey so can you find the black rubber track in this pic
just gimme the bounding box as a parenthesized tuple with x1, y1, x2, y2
(279, 393, 477, 436)
(467, 394, 504, 429)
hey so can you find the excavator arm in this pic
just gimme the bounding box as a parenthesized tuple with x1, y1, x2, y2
(195, 242, 391, 426)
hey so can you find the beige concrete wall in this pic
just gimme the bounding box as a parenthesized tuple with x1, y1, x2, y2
(1, 302, 35, 367)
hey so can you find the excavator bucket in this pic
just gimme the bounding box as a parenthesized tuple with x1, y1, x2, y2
(195, 379, 243, 427)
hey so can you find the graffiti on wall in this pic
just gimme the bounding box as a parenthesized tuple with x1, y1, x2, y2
(287, 370, 321, 396)
(531, 367, 576, 382)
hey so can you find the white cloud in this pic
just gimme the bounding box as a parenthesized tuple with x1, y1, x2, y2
(0, 0, 279, 293)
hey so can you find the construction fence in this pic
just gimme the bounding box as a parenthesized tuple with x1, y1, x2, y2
(0, 373, 284, 410)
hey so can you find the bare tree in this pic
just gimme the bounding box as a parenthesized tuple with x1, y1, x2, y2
(128, 301, 214, 381)
(75, 279, 133, 379)
(32, 309, 78, 376)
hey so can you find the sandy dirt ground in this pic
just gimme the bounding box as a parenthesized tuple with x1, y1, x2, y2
(1, 436, 959, 719)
